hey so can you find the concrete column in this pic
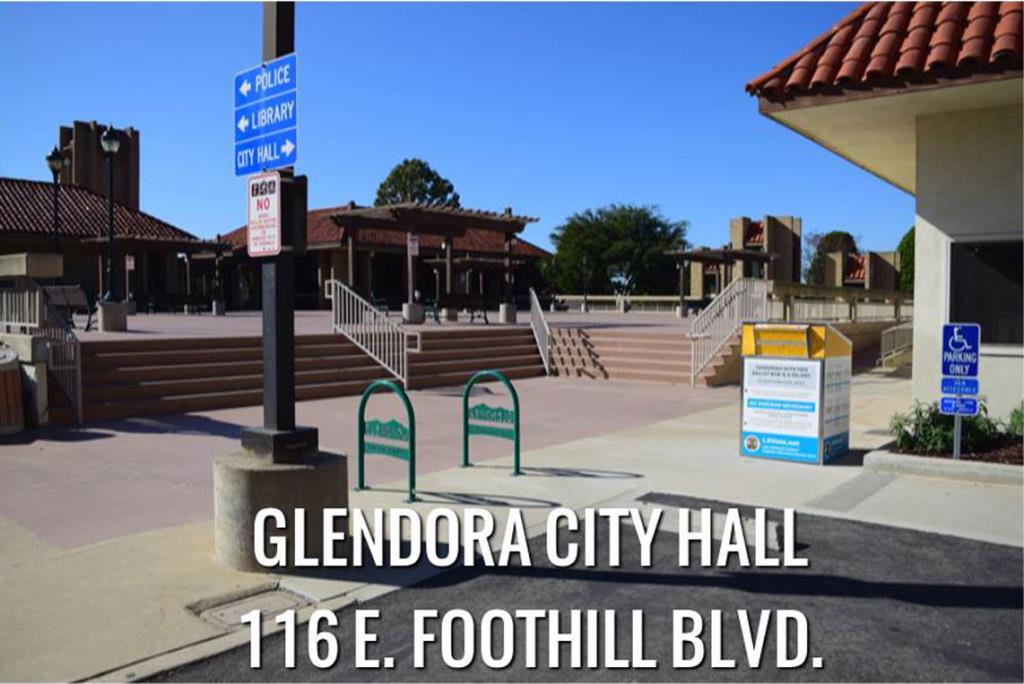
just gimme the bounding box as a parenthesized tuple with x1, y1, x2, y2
(403, 233, 424, 323)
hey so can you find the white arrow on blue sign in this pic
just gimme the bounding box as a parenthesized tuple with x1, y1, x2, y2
(233, 53, 297, 177)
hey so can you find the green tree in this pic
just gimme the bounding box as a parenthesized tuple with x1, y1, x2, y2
(375, 158, 460, 207)
(804, 230, 858, 285)
(548, 204, 687, 295)
(897, 226, 914, 293)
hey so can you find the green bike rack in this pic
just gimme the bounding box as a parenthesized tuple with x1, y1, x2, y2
(357, 379, 417, 502)
(462, 370, 521, 475)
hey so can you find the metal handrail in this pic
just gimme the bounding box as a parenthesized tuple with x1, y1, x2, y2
(325, 279, 416, 386)
(528, 287, 551, 374)
(39, 297, 83, 424)
(688, 277, 768, 386)
(879, 320, 914, 364)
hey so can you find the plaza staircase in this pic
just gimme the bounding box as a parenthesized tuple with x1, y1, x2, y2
(71, 334, 390, 423)
(549, 328, 740, 386)
(406, 326, 546, 390)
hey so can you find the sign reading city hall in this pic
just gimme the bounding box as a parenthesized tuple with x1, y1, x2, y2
(234, 53, 298, 176)
(247, 171, 282, 257)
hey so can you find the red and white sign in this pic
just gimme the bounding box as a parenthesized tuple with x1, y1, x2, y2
(247, 171, 282, 257)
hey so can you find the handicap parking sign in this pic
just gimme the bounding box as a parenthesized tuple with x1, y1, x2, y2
(941, 377, 979, 395)
(941, 323, 980, 377)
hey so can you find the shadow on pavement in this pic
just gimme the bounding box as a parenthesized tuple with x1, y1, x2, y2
(420, 564, 1023, 609)
(365, 487, 561, 509)
(0, 426, 115, 445)
(516, 465, 643, 479)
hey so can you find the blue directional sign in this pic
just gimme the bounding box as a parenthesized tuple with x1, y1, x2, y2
(235, 130, 297, 177)
(233, 53, 297, 176)
(940, 396, 979, 416)
(941, 377, 979, 396)
(235, 53, 296, 107)
(940, 323, 980, 377)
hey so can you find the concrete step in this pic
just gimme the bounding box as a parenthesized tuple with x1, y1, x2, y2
(409, 354, 541, 377)
(82, 353, 373, 384)
(409, 344, 541, 364)
(83, 376, 385, 422)
(550, 354, 691, 374)
(417, 332, 536, 352)
(407, 364, 545, 390)
(84, 365, 390, 402)
(553, 364, 690, 384)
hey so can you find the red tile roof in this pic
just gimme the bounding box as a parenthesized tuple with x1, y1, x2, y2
(747, 2, 1023, 100)
(0, 177, 203, 245)
(221, 204, 550, 259)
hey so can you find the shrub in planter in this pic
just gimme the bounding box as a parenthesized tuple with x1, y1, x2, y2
(1008, 403, 1023, 441)
(890, 400, 1004, 455)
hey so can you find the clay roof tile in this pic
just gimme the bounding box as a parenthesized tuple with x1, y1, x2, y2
(747, 2, 1023, 101)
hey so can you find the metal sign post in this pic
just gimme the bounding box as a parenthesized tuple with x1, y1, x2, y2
(238, 1, 316, 461)
(939, 323, 981, 460)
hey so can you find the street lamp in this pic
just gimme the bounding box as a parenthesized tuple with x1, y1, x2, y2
(45, 146, 66, 253)
(100, 125, 121, 302)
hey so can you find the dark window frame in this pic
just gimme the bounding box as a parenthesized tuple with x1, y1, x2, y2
(949, 239, 1023, 346)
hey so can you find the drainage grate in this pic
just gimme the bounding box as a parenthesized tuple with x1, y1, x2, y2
(195, 588, 309, 630)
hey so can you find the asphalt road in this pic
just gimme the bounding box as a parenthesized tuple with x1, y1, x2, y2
(154, 494, 1023, 682)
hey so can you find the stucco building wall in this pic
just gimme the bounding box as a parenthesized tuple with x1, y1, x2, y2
(913, 104, 1023, 419)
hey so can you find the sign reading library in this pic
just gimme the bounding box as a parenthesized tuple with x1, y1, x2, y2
(247, 171, 281, 258)
(234, 53, 298, 176)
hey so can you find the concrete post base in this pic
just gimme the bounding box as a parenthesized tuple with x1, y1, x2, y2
(499, 303, 517, 324)
(441, 307, 458, 322)
(214, 450, 349, 572)
(212, 299, 226, 316)
(402, 302, 424, 324)
(97, 301, 128, 332)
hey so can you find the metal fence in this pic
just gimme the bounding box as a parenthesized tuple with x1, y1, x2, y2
(0, 287, 43, 334)
(325, 279, 417, 385)
(879, 320, 914, 365)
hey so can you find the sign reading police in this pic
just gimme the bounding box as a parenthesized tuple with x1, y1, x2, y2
(247, 171, 281, 258)
(234, 54, 297, 177)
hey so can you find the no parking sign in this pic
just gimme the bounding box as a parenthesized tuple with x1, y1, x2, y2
(247, 171, 281, 258)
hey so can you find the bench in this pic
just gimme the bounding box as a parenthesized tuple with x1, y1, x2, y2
(44, 286, 94, 331)
(440, 293, 490, 324)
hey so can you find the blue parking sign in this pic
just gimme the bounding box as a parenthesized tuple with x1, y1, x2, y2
(940, 323, 980, 377)
(941, 377, 979, 395)
(940, 396, 979, 416)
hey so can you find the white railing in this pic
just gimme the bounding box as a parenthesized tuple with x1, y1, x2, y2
(1, 285, 82, 423)
(39, 298, 82, 424)
(879, 320, 914, 365)
(528, 288, 551, 375)
(325, 279, 415, 385)
(0, 287, 43, 333)
(688, 278, 768, 386)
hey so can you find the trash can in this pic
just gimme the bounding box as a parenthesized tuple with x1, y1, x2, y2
(0, 347, 24, 436)
(739, 322, 852, 464)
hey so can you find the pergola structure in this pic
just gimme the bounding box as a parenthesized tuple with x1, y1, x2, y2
(329, 203, 538, 322)
(667, 246, 775, 304)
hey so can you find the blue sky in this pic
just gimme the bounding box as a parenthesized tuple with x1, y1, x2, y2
(1, 2, 914, 252)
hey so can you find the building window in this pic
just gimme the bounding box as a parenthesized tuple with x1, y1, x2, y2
(950, 241, 1023, 345)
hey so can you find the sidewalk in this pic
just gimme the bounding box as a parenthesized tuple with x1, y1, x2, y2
(1, 370, 1020, 682)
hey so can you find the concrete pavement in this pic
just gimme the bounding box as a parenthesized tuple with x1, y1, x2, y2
(1, 369, 1021, 681)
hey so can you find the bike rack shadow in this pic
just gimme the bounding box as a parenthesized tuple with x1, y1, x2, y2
(474, 464, 643, 479)
(364, 487, 560, 509)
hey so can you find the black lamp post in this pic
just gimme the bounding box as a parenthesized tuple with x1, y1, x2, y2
(100, 125, 121, 302)
(45, 146, 65, 253)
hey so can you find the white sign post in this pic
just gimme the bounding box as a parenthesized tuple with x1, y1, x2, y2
(247, 171, 282, 258)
